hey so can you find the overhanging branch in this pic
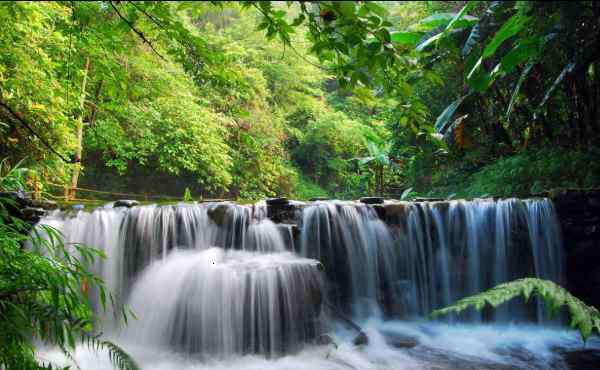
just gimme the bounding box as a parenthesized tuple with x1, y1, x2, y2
(108, 1, 167, 61)
(0, 99, 76, 164)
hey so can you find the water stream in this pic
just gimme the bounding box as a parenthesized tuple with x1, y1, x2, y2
(35, 198, 598, 369)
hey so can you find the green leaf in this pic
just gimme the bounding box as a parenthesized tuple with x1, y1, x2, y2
(365, 2, 387, 17)
(430, 278, 600, 343)
(462, 23, 481, 57)
(435, 94, 469, 133)
(538, 62, 575, 110)
(416, 31, 444, 52)
(483, 14, 530, 59)
(416, 12, 478, 31)
(390, 31, 423, 46)
(444, 2, 479, 32)
(506, 62, 535, 122)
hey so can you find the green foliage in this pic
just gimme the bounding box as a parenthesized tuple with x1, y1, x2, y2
(183, 187, 193, 202)
(425, 149, 600, 199)
(0, 199, 138, 369)
(430, 278, 600, 342)
(0, 158, 29, 191)
(293, 175, 329, 201)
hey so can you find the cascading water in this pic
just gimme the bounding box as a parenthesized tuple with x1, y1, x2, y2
(40, 202, 323, 355)
(299, 198, 564, 323)
(124, 248, 323, 357)
(35, 198, 597, 370)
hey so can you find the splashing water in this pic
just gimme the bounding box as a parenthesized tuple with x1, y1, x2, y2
(34, 198, 598, 369)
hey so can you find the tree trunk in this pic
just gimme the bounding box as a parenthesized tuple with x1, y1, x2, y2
(69, 57, 91, 200)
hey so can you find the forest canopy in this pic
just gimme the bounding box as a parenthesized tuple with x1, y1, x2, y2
(1, 1, 599, 202)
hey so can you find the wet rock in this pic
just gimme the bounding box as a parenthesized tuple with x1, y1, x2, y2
(310, 197, 329, 201)
(372, 204, 386, 219)
(315, 334, 335, 346)
(383, 203, 408, 225)
(207, 203, 230, 226)
(267, 201, 298, 224)
(353, 331, 369, 346)
(22, 207, 45, 223)
(382, 331, 419, 348)
(562, 349, 600, 370)
(360, 197, 384, 204)
(114, 199, 140, 208)
(266, 197, 289, 206)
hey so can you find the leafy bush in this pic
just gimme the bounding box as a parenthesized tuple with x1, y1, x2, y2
(293, 175, 329, 200)
(424, 149, 600, 199)
(0, 197, 138, 369)
(431, 278, 600, 342)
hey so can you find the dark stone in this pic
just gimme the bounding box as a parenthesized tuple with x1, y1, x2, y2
(383, 203, 409, 225)
(22, 207, 45, 222)
(360, 197, 384, 204)
(562, 349, 600, 370)
(352, 331, 369, 346)
(309, 197, 329, 201)
(372, 204, 386, 219)
(207, 203, 230, 226)
(315, 334, 335, 346)
(548, 188, 600, 309)
(114, 199, 140, 208)
(266, 197, 289, 206)
(0, 191, 28, 207)
(266, 202, 298, 224)
(381, 331, 419, 348)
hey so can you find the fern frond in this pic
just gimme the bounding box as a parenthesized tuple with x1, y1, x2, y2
(430, 278, 600, 341)
(83, 337, 140, 370)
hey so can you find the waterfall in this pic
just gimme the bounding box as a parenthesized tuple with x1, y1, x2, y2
(39, 202, 324, 356)
(124, 248, 323, 357)
(36, 197, 566, 361)
(299, 198, 564, 322)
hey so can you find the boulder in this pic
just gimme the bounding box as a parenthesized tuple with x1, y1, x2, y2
(352, 331, 369, 346)
(266, 197, 289, 206)
(315, 334, 336, 346)
(114, 199, 140, 208)
(22, 207, 45, 223)
(382, 331, 419, 349)
(360, 197, 384, 204)
(207, 203, 230, 226)
(562, 349, 600, 370)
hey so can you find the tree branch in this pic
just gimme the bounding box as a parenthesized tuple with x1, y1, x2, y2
(0, 99, 75, 164)
(108, 1, 166, 61)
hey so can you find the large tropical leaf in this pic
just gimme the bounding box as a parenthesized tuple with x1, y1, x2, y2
(444, 2, 479, 33)
(538, 62, 575, 110)
(390, 31, 423, 46)
(416, 31, 445, 52)
(434, 95, 470, 133)
(461, 23, 481, 57)
(482, 13, 531, 59)
(415, 13, 478, 31)
(505, 62, 535, 122)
